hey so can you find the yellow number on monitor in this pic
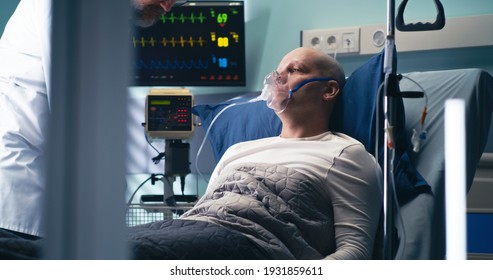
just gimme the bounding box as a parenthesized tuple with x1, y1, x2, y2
(217, 37, 229, 47)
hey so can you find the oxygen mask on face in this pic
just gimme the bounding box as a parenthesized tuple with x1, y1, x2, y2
(257, 70, 336, 113)
(259, 70, 291, 113)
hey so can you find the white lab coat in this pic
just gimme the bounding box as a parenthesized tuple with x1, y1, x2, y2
(0, 0, 52, 237)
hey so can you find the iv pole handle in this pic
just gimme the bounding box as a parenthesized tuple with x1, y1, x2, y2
(396, 0, 445, 31)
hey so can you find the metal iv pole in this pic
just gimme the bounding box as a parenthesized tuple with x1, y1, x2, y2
(382, 0, 398, 260)
(382, 0, 445, 259)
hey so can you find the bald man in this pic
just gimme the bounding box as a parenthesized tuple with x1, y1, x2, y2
(180, 47, 383, 260)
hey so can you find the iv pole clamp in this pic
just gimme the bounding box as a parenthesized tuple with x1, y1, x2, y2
(383, 0, 446, 259)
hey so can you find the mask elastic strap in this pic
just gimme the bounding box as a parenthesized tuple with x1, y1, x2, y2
(289, 77, 335, 98)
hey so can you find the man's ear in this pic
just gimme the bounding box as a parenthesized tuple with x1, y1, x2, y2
(322, 80, 340, 101)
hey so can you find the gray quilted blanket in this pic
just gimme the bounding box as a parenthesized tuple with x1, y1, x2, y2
(128, 162, 334, 259)
(180, 162, 334, 259)
(1, 163, 334, 260)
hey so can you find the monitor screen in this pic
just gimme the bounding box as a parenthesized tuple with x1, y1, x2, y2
(132, 1, 246, 87)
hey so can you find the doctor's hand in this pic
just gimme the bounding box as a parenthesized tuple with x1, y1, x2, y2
(132, 0, 178, 27)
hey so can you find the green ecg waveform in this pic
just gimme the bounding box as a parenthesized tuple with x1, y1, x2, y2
(160, 12, 207, 24)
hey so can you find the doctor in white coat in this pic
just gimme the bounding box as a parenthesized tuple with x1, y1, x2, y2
(0, 0, 52, 238)
(0, 0, 176, 239)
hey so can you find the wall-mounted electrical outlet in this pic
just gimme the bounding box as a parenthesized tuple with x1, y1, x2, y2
(302, 14, 493, 56)
(301, 27, 360, 55)
(340, 31, 359, 53)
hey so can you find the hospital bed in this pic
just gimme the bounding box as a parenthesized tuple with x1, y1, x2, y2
(190, 50, 493, 259)
(397, 67, 493, 259)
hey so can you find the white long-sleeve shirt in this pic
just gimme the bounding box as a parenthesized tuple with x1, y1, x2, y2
(0, 0, 52, 236)
(208, 131, 383, 259)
